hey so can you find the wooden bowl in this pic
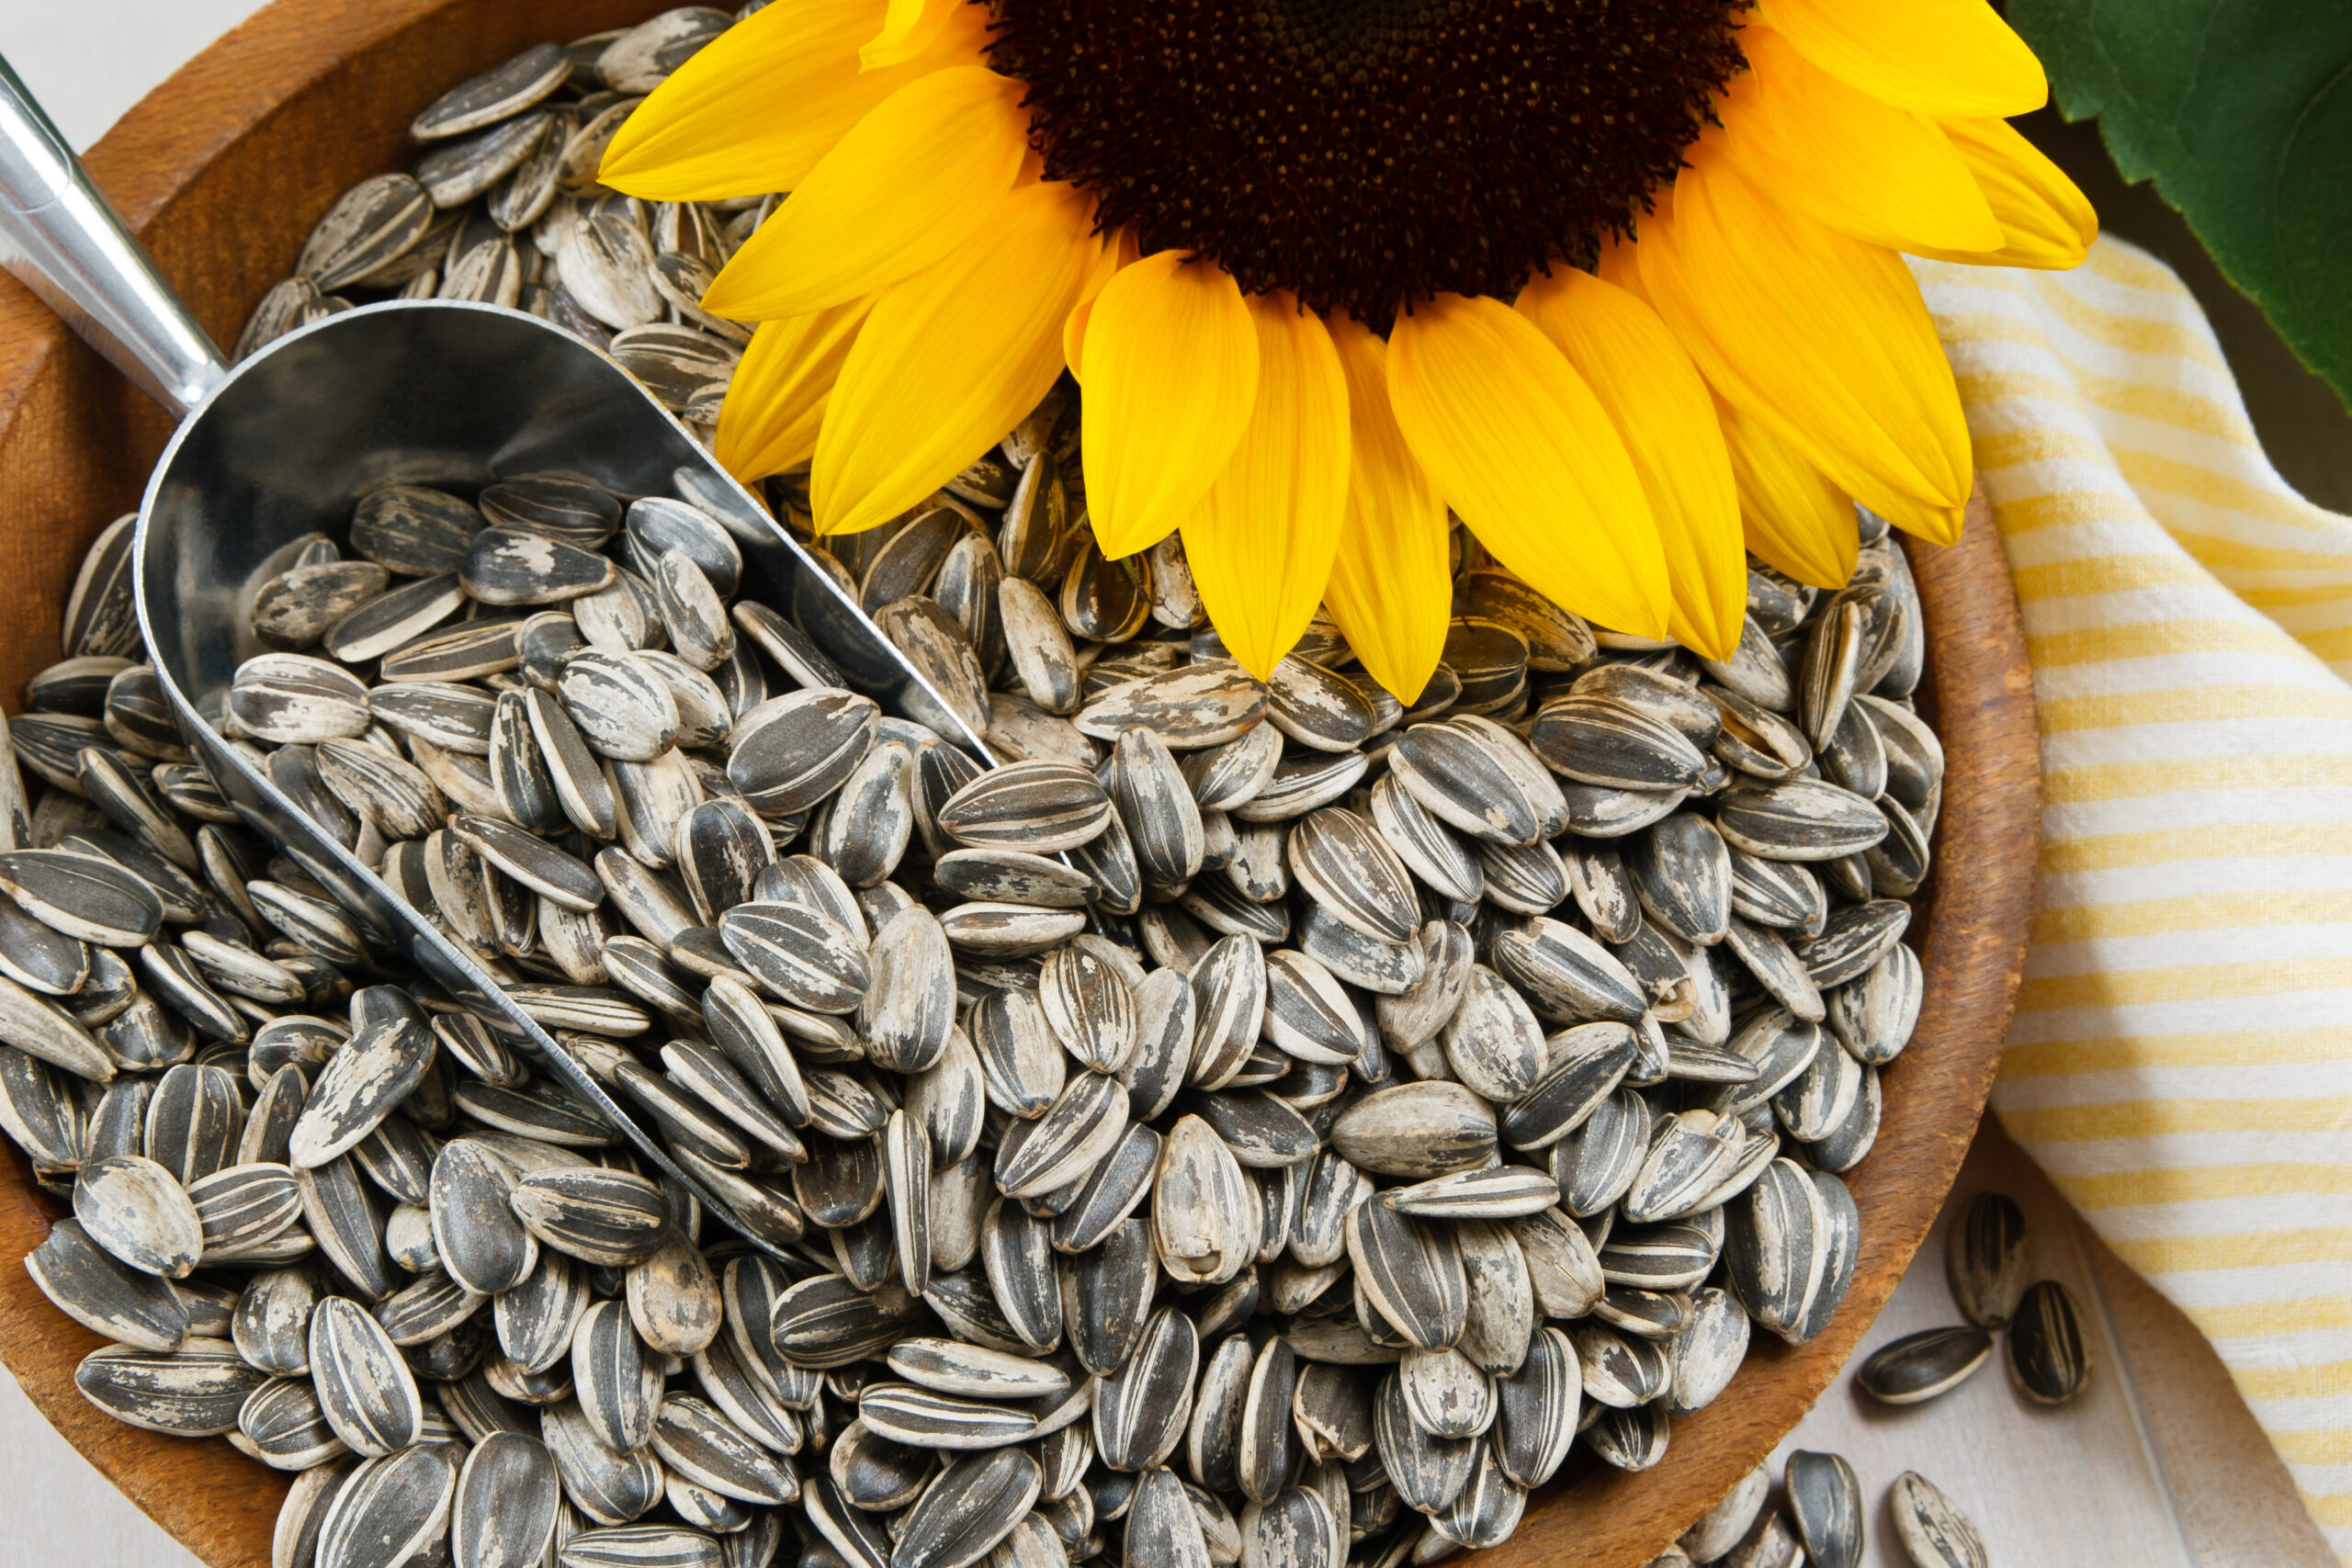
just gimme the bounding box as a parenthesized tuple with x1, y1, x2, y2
(0, 3, 2042, 1562)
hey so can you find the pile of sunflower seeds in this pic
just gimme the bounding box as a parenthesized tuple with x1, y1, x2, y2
(234, 6, 761, 448)
(1646, 1454, 1988, 1568)
(6, 17, 1951, 1568)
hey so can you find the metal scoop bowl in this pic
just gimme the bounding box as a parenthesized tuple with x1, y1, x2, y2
(0, 55, 982, 1249)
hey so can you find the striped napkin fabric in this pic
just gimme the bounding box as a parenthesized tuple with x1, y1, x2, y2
(1907, 236, 2352, 1560)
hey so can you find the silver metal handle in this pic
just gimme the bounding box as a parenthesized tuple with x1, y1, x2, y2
(0, 53, 226, 414)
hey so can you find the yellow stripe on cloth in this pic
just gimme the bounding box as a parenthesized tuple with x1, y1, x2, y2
(1913, 236, 2352, 1562)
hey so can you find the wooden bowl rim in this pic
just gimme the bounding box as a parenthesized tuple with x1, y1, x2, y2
(0, 3, 2044, 1562)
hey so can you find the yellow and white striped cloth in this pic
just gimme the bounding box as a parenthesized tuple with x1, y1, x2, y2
(1909, 236, 2352, 1559)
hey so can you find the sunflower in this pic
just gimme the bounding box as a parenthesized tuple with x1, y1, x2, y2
(601, 0, 2092, 698)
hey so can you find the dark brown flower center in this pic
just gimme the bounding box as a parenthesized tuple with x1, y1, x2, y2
(984, 0, 1747, 327)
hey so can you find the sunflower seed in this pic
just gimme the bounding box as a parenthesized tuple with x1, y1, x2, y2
(1946, 1190, 2030, 1329)
(73, 1153, 203, 1277)
(26, 1216, 190, 1350)
(1856, 1325, 1992, 1407)
(76, 1337, 268, 1436)
(1672, 1463, 1769, 1562)
(1888, 1472, 1989, 1568)
(2007, 1279, 2092, 1404)
(450, 1430, 563, 1568)
(311, 1295, 424, 1456)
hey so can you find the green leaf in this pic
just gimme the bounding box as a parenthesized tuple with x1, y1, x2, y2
(2009, 0, 2352, 407)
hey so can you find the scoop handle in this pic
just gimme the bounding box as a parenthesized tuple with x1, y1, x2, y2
(0, 53, 226, 415)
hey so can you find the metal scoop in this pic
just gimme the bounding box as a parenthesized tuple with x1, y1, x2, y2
(0, 56, 984, 1247)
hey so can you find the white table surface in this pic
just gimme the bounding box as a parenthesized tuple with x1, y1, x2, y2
(0, 6, 2335, 1567)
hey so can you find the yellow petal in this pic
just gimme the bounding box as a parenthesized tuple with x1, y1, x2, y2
(1859, 488, 1965, 547)
(1385, 294, 1668, 639)
(1516, 270, 1746, 662)
(703, 67, 1028, 320)
(1319, 315, 1451, 703)
(814, 182, 1100, 536)
(600, 0, 989, 200)
(1907, 116, 2098, 271)
(1080, 253, 1260, 559)
(713, 299, 875, 483)
(1713, 27, 2000, 254)
(1714, 393, 1858, 590)
(861, 0, 957, 69)
(1640, 152, 1973, 517)
(1181, 297, 1351, 680)
(1751, 0, 2045, 118)
(1063, 228, 1143, 378)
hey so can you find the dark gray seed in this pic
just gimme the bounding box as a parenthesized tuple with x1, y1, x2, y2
(1792, 900, 1912, 989)
(378, 614, 527, 683)
(995, 1070, 1127, 1199)
(1372, 1373, 1474, 1514)
(863, 907, 956, 1071)
(1491, 917, 1646, 1025)
(1125, 1466, 1213, 1568)
(0, 891, 94, 998)
(413, 42, 570, 138)
(772, 1272, 925, 1370)
(0, 849, 161, 947)
(316, 1443, 460, 1568)
(571, 1296, 662, 1452)
(512, 1167, 668, 1267)
(1946, 1190, 2031, 1329)
(937, 761, 1111, 853)
(254, 561, 391, 649)
(187, 1160, 300, 1257)
(1782, 1452, 1863, 1568)
(861, 1382, 1040, 1451)
(26, 1215, 189, 1350)
(296, 1154, 396, 1301)
(311, 1294, 424, 1456)
(2007, 1279, 2093, 1404)
(465, 525, 618, 606)
(239, 1373, 350, 1471)
(1329, 1082, 1495, 1179)
(480, 474, 621, 544)
(1344, 1201, 1464, 1351)
(63, 513, 140, 660)
(540, 1395, 664, 1526)
(1227, 751, 1368, 825)
(1723, 1159, 1828, 1336)
(1858, 1326, 1994, 1406)
(368, 681, 497, 753)
(1385, 724, 1538, 846)
(655, 1393, 797, 1505)
(1581, 1400, 1669, 1472)
(1491, 1325, 1577, 1488)
(375, 1269, 484, 1347)
(893, 1448, 1040, 1568)
(1717, 779, 1889, 862)
(296, 173, 434, 289)
(350, 486, 482, 577)
(1528, 694, 1707, 790)
(728, 688, 880, 817)
(288, 1012, 434, 1169)
(497, 1248, 591, 1377)
(1092, 1303, 1197, 1472)
(428, 1139, 536, 1294)
(75, 1337, 266, 1436)
(451, 1430, 563, 1568)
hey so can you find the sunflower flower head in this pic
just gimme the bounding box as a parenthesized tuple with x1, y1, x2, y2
(602, 0, 2091, 696)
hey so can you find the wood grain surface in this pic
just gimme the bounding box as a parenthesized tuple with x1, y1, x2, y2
(0, 3, 2045, 1563)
